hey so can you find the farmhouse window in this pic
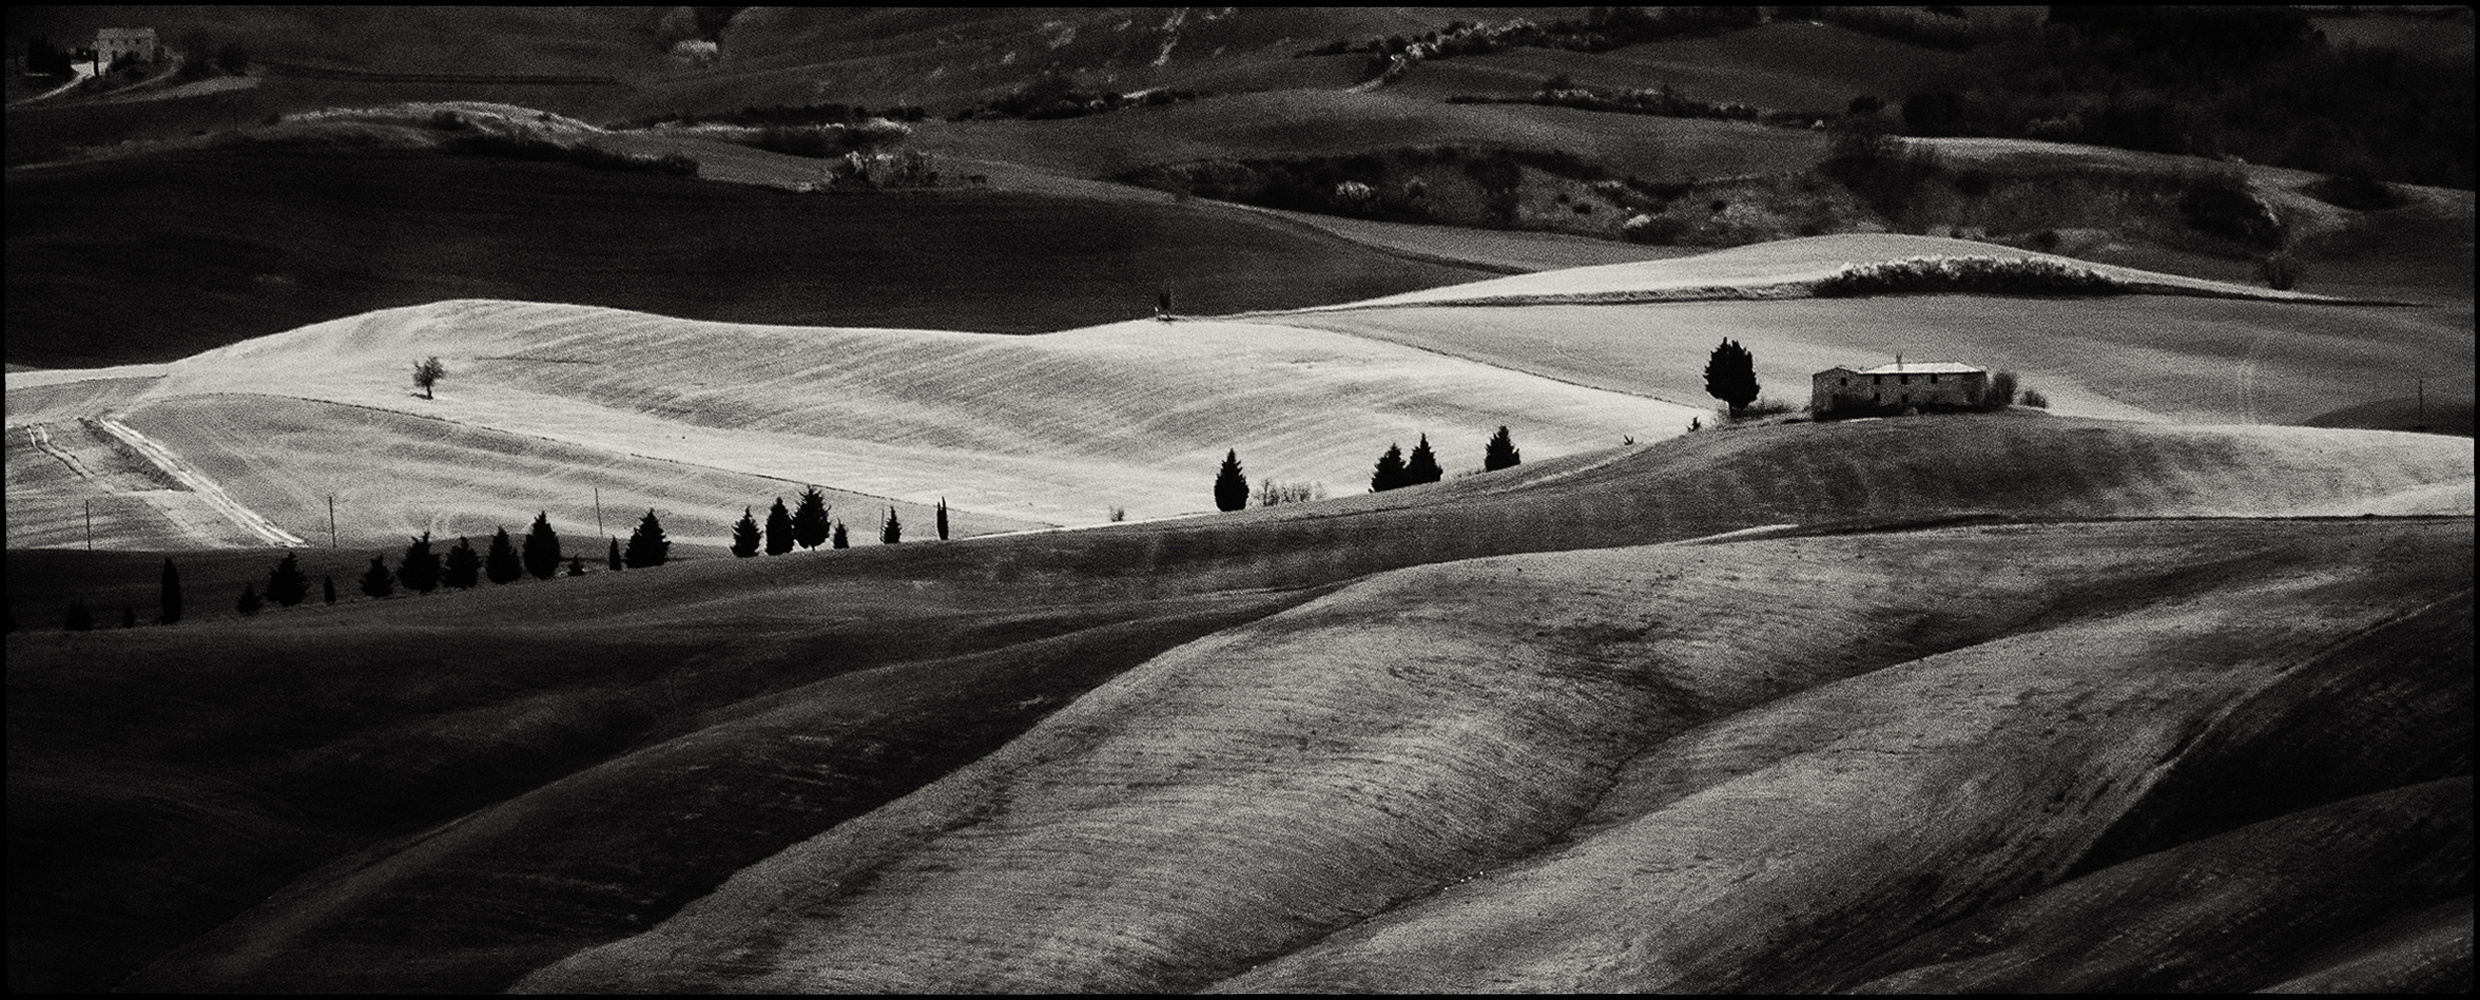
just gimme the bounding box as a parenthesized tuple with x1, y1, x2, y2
(1840, 377, 1848, 387)
(1901, 374, 1911, 385)
(1930, 374, 1939, 383)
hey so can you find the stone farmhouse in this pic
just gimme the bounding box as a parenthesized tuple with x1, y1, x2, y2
(93, 28, 160, 64)
(1812, 360, 1988, 414)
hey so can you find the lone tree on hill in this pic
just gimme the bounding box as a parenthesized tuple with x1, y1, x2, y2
(881, 507, 903, 544)
(1371, 443, 1408, 492)
(1214, 449, 1249, 512)
(485, 527, 523, 584)
(1484, 426, 1522, 471)
(625, 509, 671, 568)
(765, 497, 796, 556)
(64, 598, 93, 632)
(1405, 435, 1444, 485)
(793, 487, 831, 550)
(608, 537, 623, 571)
(522, 512, 561, 581)
(413, 356, 448, 400)
(359, 555, 394, 598)
(731, 507, 762, 557)
(399, 533, 442, 594)
(936, 498, 949, 540)
(266, 551, 311, 607)
(323, 575, 336, 605)
(159, 557, 183, 625)
(1704, 338, 1761, 417)
(444, 536, 481, 589)
(236, 584, 261, 616)
(832, 521, 849, 549)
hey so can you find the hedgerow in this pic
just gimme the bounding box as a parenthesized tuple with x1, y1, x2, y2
(1814, 256, 2123, 297)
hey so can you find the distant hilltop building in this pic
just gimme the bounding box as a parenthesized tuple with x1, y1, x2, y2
(94, 27, 160, 63)
(1813, 359, 1987, 414)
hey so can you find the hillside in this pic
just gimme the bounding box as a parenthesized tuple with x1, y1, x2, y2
(4, 144, 1491, 368)
(13, 506, 2452, 992)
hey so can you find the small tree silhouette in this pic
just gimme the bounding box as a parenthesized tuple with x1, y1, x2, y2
(1370, 443, 1408, 492)
(522, 512, 561, 581)
(413, 356, 448, 399)
(1483, 426, 1522, 471)
(832, 521, 849, 549)
(1404, 434, 1444, 485)
(567, 555, 586, 577)
(359, 555, 394, 598)
(444, 536, 481, 589)
(608, 536, 623, 571)
(64, 598, 94, 632)
(936, 498, 949, 540)
(1704, 339, 1761, 417)
(159, 557, 183, 625)
(624, 509, 670, 568)
(266, 550, 311, 607)
(236, 584, 262, 616)
(731, 507, 761, 557)
(793, 487, 831, 550)
(323, 575, 337, 605)
(399, 532, 442, 594)
(881, 507, 902, 545)
(1214, 449, 1249, 512)
(485, 527, 523, 584)
(765, 497, 795, 556)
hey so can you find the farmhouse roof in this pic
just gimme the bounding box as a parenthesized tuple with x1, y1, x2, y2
(1851, 361, 1983, 376)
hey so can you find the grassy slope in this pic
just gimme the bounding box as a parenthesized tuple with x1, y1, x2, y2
(4, 299, 1702, 537)
(12, 413, 2470, 990)
(3, 146, 1490, 368)
(1264, 235, 2473, 425)
(512, 517, 2472, 993)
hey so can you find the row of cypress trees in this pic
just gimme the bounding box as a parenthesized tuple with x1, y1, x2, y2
(725, 487, 946, 557)
(1214, 426, 1524, 510)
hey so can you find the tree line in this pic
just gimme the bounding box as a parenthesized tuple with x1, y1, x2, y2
(1213, 425, 1525, 512)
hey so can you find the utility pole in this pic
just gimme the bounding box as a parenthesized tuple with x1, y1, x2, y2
(85, 499, 93, 551)
(328, 494, 338, 548)
(594, 485, 605, 540)
(2416, 377, 2427, 430)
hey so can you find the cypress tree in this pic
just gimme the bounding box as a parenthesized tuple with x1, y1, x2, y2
(880, 506, 902, 545)
(266, 551, 310, 607)
(1483, 425, 1522, 471)
(159, 557, 183, 625)
(1370, 443, 1408, 492)
(765, 497, 795, 556)
(936, 498, 949, 540)
(522, 511, 561, 581)
(1214, 449, 1249, 512)
(624, 509, 670, 568)
(832, 521, 849, 549)
(236, 584, 262, 616)
(608, 536, 623, 571)
(1704, 338, 1760, 417)
(64, 598, 94, 631)
(323, 575, 337, 605)
(1404, 434, 1444, 485)
(485, 527, 522, 584)
(731, 507, 762, 557)
(793, 487, 831, 550)
(399, 532, 442, 594)
(359, 555, 394, 598)
(444, 536, 481, 589)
